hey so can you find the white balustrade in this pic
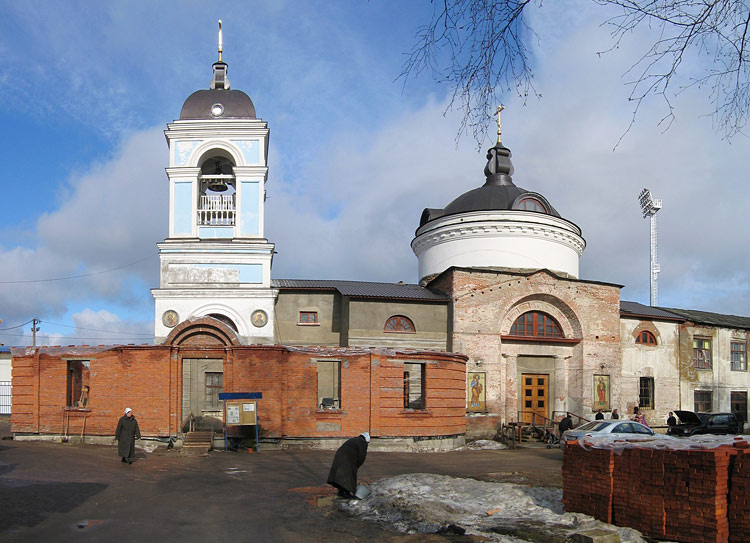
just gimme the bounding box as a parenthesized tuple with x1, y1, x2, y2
(198, 194, 236, 226)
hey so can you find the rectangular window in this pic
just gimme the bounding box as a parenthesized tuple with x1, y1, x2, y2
(403, 363, 426, 410)
(204, 372, 223, 410)
(66, 360, 90, 408)
(693, 338, 712, 369)
(298, 311, 319, 324)
(731, 391, 747, 425)
(317, 360, 340, 409)
(731, 342, 747, 371)
(694, 390, 712, 413)
(639, 377, 654, 409)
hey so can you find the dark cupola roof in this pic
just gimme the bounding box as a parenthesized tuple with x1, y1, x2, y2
(419, 141, 560, 228)
(179, 21, 256, 120)
(418, 110, 560, 229)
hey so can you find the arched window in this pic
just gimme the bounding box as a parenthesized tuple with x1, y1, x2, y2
(513, 197, 547, 213)
(635, 330, 657, 345)
(384, 315, 415, 333)
(207, 313, 238, 332)
(510, 311, 563, 338)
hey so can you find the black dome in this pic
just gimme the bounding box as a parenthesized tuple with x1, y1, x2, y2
(180, 89, 256, 120)
(418, 142, 560, 228)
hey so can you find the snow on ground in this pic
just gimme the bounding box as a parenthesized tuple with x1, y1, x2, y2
(455, 439, 508, 451)
(339, 473, 663, 543)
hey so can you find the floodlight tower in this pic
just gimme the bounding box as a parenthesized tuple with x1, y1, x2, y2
(638, 188, 662, 306)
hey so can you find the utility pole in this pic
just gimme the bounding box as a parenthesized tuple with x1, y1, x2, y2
(638, 189, 662, 306)
(31, 318, 40, 347)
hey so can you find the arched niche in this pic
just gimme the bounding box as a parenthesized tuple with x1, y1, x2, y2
(164, 316, 241, 347)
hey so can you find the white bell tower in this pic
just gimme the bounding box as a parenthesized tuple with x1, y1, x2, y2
(152, 21, 277, 344)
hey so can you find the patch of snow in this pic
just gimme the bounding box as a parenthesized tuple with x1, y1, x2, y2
(573, 434, 747, 451)
(135, 441, 160, 453)
(455, 440, 508, 451)
(339, 473, 667, 543)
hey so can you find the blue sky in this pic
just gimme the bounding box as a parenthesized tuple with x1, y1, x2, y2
(1, 1, 749, 346)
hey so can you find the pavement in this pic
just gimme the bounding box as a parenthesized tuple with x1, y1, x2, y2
(0, 417, 563, 542)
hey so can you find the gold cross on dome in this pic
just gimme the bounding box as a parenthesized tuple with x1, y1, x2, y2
(494, 105, 505, 144)
(218, 20, 223, 62)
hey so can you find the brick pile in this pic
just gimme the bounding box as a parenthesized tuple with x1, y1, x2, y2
(561, 441, 614, 522)
(729, 446, 750, 543)
(563, 438, 750, 543)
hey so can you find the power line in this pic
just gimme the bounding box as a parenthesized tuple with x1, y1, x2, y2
(0, 319, 34, 331)
(0, 253, 158, 284)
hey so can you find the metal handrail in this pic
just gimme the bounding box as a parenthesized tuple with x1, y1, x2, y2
(180, 412, 196, 434)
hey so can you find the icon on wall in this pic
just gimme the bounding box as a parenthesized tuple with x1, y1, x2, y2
(251, 309, 268, 328)
(594, 374, 610, 411)
(162, 310, 179, 328)
(467, 372, 486, 412)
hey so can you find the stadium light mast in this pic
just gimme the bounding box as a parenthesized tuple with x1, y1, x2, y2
(638, 188, 662, 306)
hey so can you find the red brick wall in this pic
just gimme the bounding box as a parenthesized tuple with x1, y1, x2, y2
(12, 345, 467, 441)
(563, 441, 750, 543)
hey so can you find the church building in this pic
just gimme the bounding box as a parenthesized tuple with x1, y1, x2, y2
(10, 34, 750, 448)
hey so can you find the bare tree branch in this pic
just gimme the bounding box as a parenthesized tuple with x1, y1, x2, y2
(402, 0, 750, 147)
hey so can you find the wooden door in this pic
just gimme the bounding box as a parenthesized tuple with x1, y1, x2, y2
(521, 373, 548, 424)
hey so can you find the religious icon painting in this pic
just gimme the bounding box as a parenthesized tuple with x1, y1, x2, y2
(467, 372, 486, 412)
(594, 374, 610, 411)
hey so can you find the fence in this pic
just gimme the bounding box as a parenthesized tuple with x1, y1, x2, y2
(0, 381, 10, 415)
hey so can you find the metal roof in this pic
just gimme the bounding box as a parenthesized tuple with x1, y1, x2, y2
(659, 307, 750, 330)
(273, 279, 449, 302)
(620, 301, 685, 321)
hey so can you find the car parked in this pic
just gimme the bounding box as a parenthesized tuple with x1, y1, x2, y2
(667, 410, 742, 437)
(560, 419, 658, 449)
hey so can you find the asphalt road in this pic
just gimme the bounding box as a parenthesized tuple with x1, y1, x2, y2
(0, 419, 563, 542)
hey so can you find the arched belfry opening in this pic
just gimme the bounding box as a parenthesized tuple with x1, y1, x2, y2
(198, 153, 236, 228)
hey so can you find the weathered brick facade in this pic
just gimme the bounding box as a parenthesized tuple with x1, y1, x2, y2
(430, 267, 622, 437)
(11, 318, 467, 445)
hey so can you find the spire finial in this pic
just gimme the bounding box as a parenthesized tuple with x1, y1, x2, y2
(218, 19, 223, 63)
(494, 105, 505, 144)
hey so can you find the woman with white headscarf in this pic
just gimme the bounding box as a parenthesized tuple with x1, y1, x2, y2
(327, 432, 369, 498)
(115, 407, 141, 464)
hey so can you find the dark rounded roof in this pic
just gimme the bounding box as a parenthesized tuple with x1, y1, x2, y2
(180, 89, 256, 120)
(418, 142, 560, 228)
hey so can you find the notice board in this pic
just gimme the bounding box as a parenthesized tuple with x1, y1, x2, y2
(225, 399, 257, 426)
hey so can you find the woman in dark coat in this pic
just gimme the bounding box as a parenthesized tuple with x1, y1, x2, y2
(327, 432, 369, 498)
(115, 408, 141, 464)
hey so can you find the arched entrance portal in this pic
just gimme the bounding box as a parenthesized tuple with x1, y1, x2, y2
(164, 317, 241, 431)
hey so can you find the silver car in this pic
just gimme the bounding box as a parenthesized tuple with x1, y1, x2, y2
(560, 419, 656, 449)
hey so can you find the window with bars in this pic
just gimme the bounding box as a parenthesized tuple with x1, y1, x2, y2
(693, 338, 712, 369)
(317, 360, 340, 410)
(731, 342, 747, 371)
(694, 390, 712, 413)
(639, 377, 654, 409)
(298, 311, 319, 325)
(635, 330, 657, 345)
(731, 391, 748, 424)
(509, 311, 563, 338)
(204, 372, 223, 410)
(403, 363, 425, 410)
(385, 315, 415, 333)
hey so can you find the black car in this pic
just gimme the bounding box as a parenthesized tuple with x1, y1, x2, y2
(667, 410, 742, 437)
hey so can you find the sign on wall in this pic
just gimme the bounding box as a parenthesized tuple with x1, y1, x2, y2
(594, 374, 610, 411)
(467, 372, 486, 412)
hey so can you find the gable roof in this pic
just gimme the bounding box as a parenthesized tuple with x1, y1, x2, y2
(272, 279, 449, 302)
(620, 301, 685, 322)
(659, 307, 750, 330)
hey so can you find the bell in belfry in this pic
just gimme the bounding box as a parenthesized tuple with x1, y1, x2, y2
(206, 160, 228, 192)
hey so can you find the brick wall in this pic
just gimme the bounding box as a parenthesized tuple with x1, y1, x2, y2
(11, 344, 467, 442)
(563, 440, 750, 543)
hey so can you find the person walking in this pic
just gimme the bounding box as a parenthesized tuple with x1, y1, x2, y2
(611, 409, 619, 419)
(115, 407, 141, 464)
(559, 413, 573, 436)
(327, 432, 370, 499)
(595, 409, 604, 420)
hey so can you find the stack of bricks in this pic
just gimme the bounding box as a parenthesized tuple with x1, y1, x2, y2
(729, 445, 750, 543)
(561, 441, 614, 523)
(613, 448, 666, 539)
(563, 439, 749, 543)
